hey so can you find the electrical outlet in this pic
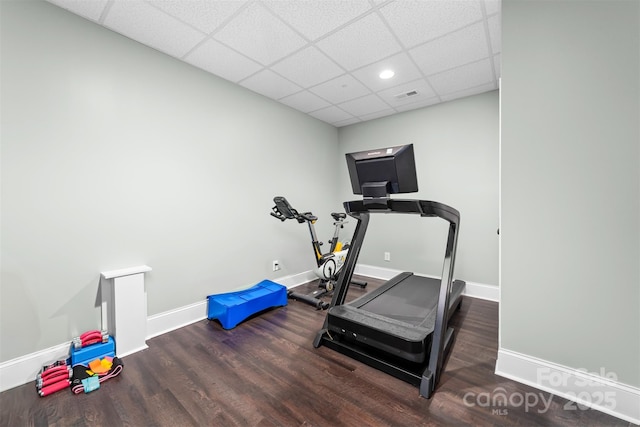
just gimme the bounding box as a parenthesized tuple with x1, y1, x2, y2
(272, 260, 280, 271)
(384, 252, 391, 262)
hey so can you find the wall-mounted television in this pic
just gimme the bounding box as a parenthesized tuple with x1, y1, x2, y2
(345, 144, 418, 199)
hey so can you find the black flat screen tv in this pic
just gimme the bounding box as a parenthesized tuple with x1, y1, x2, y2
(345, 144, 418, 198)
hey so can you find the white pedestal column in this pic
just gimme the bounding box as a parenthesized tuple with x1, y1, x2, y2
(100, 265, 152, 357)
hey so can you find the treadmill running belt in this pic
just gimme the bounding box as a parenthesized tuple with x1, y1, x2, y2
(357, 275, 440, 326)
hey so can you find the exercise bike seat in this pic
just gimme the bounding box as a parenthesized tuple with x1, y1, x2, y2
(331, 212, 347, 221)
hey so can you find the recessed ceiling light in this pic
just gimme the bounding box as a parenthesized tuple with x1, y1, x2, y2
(379, 69, 395, 80)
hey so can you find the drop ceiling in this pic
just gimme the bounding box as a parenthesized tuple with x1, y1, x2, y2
(46, 0, 501, 127)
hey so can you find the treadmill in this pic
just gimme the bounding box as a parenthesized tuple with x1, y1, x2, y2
(313, 144, 465, 398)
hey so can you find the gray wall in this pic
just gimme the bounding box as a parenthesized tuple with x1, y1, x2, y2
(0, 1, 339, 362)
(338, 92, 499, 286)
(501, 0, 639, 387)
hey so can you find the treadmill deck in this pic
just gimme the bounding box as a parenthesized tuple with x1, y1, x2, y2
(325, 273, 465, 363)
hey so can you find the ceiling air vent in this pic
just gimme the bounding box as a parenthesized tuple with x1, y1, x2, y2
(394, 90, 419, 100)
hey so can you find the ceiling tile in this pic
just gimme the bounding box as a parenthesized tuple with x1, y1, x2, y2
(309, 74, 370, 104)
(46, 0, 108, 21)
(149, 0, 247, 34)
(487, 14, 501, 54)
(352, 53, 423, 92)
(309, 106, 354, 124)
(338, 94, 390, 117)
(279, 91, 331, 113)
(104, 1, 205, 58)
(213, 2, 307, 66)
(493, 53, 501, 80)
(264, 0, 372, 41)
(440, 82, 497, 102)
(239, 69, 301, 100)
(377, 79, 437, 107)
(358, 109, 396, 121)
(379, 0, 483, 48)
(316, 13, 402, 71)
(333, 117, 362, 127)
(184, 39, 262, 83)
(394, 96, 441, 112)
(271, 46, 344, 88)
(429, 59, 495, 95)
(410, 22, 490, 76)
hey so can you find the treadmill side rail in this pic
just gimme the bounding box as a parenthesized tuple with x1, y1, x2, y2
(426, 219, 459, 397)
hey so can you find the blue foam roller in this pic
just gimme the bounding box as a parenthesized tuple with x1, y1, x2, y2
(207, 280, 287, 329)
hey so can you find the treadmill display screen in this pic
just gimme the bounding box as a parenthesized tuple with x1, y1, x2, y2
(345, 144, 418, 197)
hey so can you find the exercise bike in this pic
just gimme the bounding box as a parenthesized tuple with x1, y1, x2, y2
(270, 196, 367, 309)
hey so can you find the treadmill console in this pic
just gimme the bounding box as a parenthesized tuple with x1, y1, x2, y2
(345, 143, 418, 199)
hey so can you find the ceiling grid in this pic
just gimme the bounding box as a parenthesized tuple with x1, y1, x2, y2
(47, 0, 501, 127)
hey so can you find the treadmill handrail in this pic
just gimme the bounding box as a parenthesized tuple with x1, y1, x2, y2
(329, 198, 459, 310)
(343, 199, 460, 226)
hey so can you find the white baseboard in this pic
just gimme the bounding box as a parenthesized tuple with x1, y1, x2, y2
(0, 342, 71, 393)
(495, 348, 640, 425)
(464, 281, 500, 302)
(146, 300, 208, 339)
(354, 264, 399, 280)
(355, 264, 499, 302)
(273, 270, 318, 289)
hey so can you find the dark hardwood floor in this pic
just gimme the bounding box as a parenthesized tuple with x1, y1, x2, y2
(0, 275, 631, 426)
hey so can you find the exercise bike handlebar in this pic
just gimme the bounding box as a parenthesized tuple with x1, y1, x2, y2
(271, 196, 320, 223)
(270, 211, 287, 221)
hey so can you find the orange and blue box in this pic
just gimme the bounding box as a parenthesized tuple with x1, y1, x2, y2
(70, 336, 115, 367)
